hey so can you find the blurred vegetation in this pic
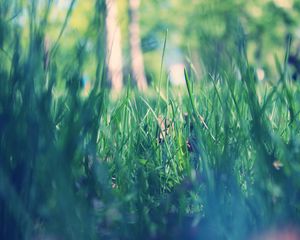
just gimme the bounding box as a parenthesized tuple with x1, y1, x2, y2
(1, 0, 300, 239)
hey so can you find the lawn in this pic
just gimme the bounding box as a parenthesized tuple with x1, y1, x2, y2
(1, 1, 300, 239)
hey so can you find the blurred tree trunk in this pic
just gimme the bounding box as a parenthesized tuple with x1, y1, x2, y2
(105, 0, 123, 92)
(128, 0, 147, 91)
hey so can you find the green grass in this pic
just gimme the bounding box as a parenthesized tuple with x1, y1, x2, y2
(1, 1, 300, 239)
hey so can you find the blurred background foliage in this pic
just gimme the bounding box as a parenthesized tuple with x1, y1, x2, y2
(7, 0, 300, 86)
(139, 0, 300, 81)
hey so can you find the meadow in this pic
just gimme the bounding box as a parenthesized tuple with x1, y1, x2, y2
(1, 1, 300, 239)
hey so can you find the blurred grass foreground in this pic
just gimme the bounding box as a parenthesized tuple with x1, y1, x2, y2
(1, 0, 300, 239)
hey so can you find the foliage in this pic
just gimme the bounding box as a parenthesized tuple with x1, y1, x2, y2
(1, 0, 300, 239)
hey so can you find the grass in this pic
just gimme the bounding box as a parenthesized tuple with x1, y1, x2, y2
(1, 1, 300, 239)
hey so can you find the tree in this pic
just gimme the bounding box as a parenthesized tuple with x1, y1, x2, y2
(105, 0, 124, 92)
(128, 0, 147, 91)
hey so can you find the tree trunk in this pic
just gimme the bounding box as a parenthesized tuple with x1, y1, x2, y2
(128, 0, 148, 91)
(105, 0, 123, 92)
